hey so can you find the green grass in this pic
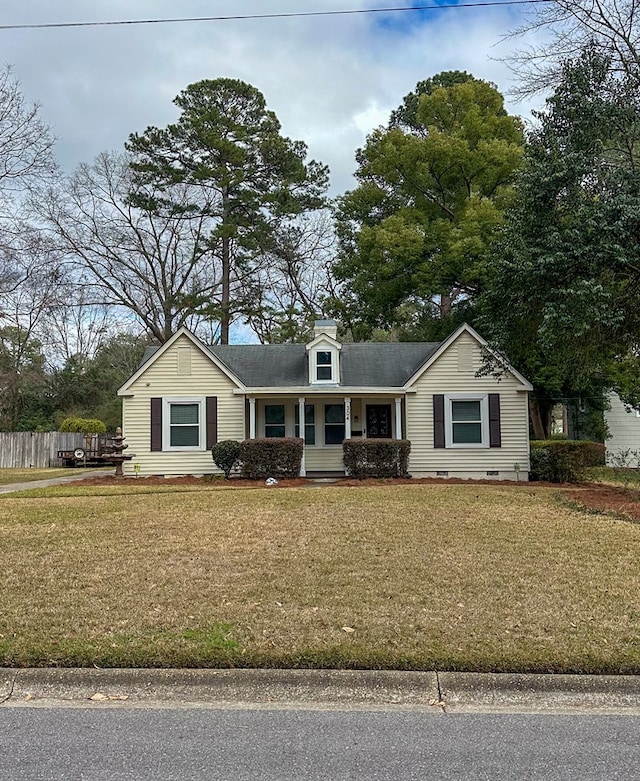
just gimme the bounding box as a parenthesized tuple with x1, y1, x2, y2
(1, 482, 639, 672)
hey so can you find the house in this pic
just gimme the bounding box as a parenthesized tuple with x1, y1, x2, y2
(605, 393, 640, 464)
(117, 320, 533, 480)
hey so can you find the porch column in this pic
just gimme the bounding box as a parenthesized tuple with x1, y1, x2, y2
(298, 396, 306, 477)
(344, 397, 351, 440)
(395, 397, 402, 440)
(249, 396, 256, 439)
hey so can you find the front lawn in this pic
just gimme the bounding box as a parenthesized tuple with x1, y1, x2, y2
(1, 482, 638, 672)
(0, 467, 99, 485)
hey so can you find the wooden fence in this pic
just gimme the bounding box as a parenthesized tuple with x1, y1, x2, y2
(0, 432, 86, 469)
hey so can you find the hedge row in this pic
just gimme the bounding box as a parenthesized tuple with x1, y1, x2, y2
(59, 417, 107, 435)
(343, 439, 411, 479)
(212, 437, 411, 480)
(530, 440, 605, 483)
(238, 437, 303, 480)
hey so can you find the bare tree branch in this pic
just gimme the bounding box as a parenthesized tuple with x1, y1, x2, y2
(33, 151, 230, 343)
(502, 0, 640, 97)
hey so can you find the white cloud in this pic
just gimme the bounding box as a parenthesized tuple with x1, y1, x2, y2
(0, 1, 547, 195)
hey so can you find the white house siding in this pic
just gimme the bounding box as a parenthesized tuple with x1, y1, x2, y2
(121, 334, 245, 476)
(304, 447, 344, 472)
(405, 331, 530, 480)
(605, 393, 640, 463)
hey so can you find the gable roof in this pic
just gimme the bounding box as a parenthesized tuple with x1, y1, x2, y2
(117, 327, 245, 395)
(305, 332, 342, 351)
(133, 340, 440, 389)
(404, 322, 533, 391)
(209, 342, 440, 388)
(124, 323, 531, 392)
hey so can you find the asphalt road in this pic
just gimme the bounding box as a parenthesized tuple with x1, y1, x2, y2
(2, 708, 638, 780)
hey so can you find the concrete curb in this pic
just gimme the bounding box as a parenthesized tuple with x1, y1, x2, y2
(3, 669, 640, 712)
(1, 669, 440, 710)
(439, 672, 640, 712)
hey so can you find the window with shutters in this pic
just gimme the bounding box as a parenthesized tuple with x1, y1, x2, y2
(162, 398, 206, 450)
(445, 394, 489, 448)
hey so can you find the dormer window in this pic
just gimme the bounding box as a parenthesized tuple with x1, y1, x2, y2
(316, 351, 333, 381)
(306, 320, 342, 385)
(310, 346, 339, 384)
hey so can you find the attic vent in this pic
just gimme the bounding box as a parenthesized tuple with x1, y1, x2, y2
(177, 347, 192, 376)
(457, 341, 473, 373)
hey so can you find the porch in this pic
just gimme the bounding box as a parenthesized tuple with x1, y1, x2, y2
(244, 394, 406, 476)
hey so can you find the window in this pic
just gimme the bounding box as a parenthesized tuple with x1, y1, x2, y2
(295, 404, 316, 445)
(451, 400, 482, 444)
(324, 404, 345, 445)
(163, 398, 205, 450)
(265, 404, 286, 437)
(316, 351, 332, 381)
(307, 341, 341, 385)
(434, 394, 501, 450)
(444, 395, 489, 448)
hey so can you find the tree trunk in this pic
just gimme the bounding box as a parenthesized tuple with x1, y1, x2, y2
(221, 235, 230, 345)
(529, 397, 552, 440)
(439, 292, 451, 319)
(220, 187, 231, 345)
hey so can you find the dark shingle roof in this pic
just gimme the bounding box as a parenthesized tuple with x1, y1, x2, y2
(339, 343, 440, 386)
(138, 340, 442, 388)
(209, 345, 307, 386)
(208, 342, 441, 387)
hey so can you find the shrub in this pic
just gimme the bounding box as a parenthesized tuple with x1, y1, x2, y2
(530, 440, 605, 483)
(239, 438, 303, 480)
(343, 439, 411, 479)
(59, 417, 107, 435)
(211, 440, 241, 479)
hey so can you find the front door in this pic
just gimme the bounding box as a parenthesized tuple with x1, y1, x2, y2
(366, 405, 392, 438)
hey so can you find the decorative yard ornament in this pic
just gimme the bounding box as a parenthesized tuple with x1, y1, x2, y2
(107, 427, 134, 477)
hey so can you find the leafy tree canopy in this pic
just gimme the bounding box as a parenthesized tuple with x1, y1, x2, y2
(126, 78, 329, 343)
(332, 72, 524, 341)
(479, 47, 640, 437)
(50, 333, 151, 431)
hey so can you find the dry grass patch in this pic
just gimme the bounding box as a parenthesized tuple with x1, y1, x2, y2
(0, 468, 97, 485)
(1, 483, 639, 672)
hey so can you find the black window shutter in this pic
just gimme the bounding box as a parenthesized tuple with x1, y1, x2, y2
(206, 396, 218, 449)
(489, 393, 501, 448)
(150, 398, 162, 452)
(433, 394, 445, 448)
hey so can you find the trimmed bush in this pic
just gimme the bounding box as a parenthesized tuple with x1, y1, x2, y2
(239, 437, 303, 480)
(211, 439, 241, 479)
(343, 439, 411, 479)
(59, 417, 107, 435)
(530, 440, 606, 483)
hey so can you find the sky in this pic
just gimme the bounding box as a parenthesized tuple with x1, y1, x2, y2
(0, 0, 547, 197)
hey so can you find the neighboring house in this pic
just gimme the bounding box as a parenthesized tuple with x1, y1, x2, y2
(117, 320, 533, 480)
(605, 393, 640, 463)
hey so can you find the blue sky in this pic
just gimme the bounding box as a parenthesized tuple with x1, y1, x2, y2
(371, 3, 453, 33)
(0, 1, 545, 195)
